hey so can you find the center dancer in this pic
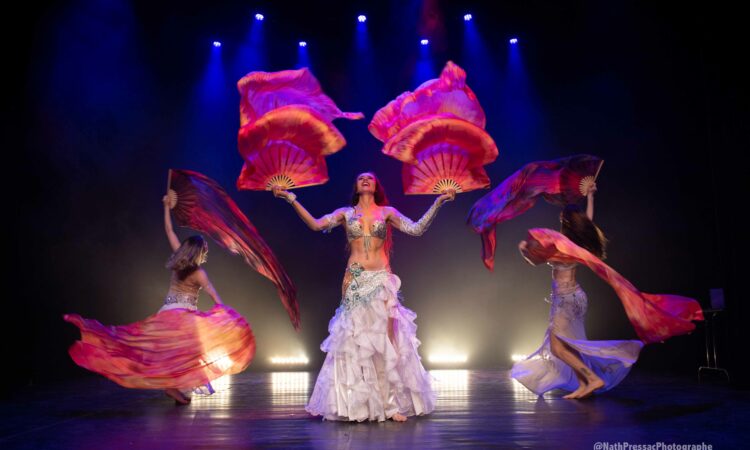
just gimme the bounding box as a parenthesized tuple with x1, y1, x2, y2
(272, 172, 454, 422)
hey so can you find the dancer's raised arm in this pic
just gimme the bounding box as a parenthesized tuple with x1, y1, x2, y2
(162, 195, 180, 251)
(518, 238, 550, 266)
(586, 182, 597, 220)
(272, 187, 347, 232)
(385, 190, 455, 236)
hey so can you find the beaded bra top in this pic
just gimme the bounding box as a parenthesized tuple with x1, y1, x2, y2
(322, 201, 442, 260)
(345, 207, 387, 242)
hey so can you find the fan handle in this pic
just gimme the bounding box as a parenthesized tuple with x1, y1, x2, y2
(165, 169, 178, 209)
(578, 160, 604, 196)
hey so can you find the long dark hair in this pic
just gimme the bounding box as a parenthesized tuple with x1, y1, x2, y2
(350, 172, 393, 256)
(560, 204, 607, 259)
(166, 235, 208, 278)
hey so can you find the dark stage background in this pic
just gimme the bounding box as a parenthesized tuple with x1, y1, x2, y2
(7, 1, 747, 389)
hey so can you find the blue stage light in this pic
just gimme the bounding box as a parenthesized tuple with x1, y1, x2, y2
(212, 41, 221, 48)
(420, 39, 429, 46)
(464, 14, 473, 21)
(299, 41, 307, 47)
(509, 38, 518, 44)
(255, 13, 264, 21)
(358, 15, 367, 23)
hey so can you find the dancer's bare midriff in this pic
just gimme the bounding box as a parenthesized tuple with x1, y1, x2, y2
(347, 237, 390, 272)
(552, 266, 578, 295)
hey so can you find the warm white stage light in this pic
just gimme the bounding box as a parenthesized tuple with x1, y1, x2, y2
(428, 354, 468, 364)
(204, 350, 234, 371)
(270, 356, 310, 365)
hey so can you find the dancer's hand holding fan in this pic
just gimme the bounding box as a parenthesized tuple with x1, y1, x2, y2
(168, 169, 301, 330)
(467, 154, 604, 270)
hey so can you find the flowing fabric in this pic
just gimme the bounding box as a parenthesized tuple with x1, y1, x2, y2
(236, 106, 342, 190)
(237, 68, 362, 191)
(306, 269, 436, 421)
(511, 285, 644, 395)
(369, 61, 486, 142)
(64, 304, 255, 390)
(169, 169, 300, 330)
(237, 67, 364, 127)
(237, 142, 329, 192)
(401, 143, 491, 195)
(382, 117, 498, 167)
(238, 105, 346, 159)
(524, 228, 704, 344)
(467, 155, 604, 270)
(370, 61, 498, 195)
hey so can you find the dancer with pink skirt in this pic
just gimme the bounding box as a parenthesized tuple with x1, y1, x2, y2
(63, 194, 255, 404)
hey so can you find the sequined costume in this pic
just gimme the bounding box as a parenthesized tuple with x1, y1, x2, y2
(305, 201, 442, 421)
(321, 199, 441, 258)
(510, 262, 643, 396)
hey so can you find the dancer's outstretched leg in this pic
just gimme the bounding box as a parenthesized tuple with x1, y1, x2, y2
(549, 334, 604, 399)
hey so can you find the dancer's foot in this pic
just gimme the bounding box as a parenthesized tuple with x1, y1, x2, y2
(576, 377, 605, 399)
(563, 383, 588, 399)
(165, 388, 190, 405)
(391, 413, 408, 422)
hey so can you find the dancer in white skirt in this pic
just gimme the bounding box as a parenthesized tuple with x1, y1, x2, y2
(272, 172, 454, 422)
(512, 184, 644, 399)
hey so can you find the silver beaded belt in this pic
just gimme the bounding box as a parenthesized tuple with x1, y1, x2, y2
(164, 292, 198, 307)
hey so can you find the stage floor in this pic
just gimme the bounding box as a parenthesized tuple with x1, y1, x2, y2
(0, 369, 746, 449)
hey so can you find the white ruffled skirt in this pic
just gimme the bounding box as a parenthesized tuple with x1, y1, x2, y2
(511, 285, 644, 396)
(305, 269, 436, 421)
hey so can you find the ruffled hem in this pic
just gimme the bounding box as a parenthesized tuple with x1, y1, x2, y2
(511, 330, 643, 396)
(305, 272, 436, 421)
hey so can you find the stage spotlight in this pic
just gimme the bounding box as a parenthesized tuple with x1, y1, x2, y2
(428, 353, 468, 364)
(464, 14, 473, 21)
(255, 13, 264, 21)
(509, 38, 518, 44)
(420, 39, 429, 46)
(299, 41, 307, 48)
(270, 355, 310, 365)
(511, 354, 528, 362)
(212, 41, 221, 48)
(358, 15, 367, 23)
